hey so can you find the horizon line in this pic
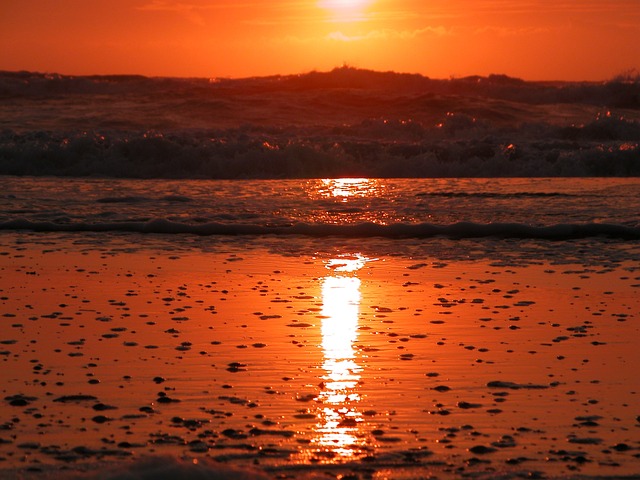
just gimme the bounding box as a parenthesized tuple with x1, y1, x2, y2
(2, 65, 637, 84)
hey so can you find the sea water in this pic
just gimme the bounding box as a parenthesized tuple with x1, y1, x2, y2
(1, 67, 639, 179)
(2, 176, 640, 268)
(3, 67, 639, 266)
(1, 68, 639, 479)
(1, 177, 639, 480)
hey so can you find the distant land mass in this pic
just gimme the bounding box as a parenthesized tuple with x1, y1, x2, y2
(2, 66, 639, 108)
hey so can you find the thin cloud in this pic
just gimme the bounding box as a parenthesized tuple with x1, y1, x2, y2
(137, 1, 267, 11)
(137, 0, 314, 12)
(438, 0, 598, 19)
(472, 25, 551, 36)
(327, 26, 451, 42)
(137, 1, 212, 25)
(139, 0, 318, 26)
(462, 0, 640, 16)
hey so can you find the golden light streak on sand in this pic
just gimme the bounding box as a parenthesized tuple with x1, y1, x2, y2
(313, 257, 365, 459)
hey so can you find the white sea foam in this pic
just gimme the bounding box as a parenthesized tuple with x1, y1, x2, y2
(0, 118, 638, 178)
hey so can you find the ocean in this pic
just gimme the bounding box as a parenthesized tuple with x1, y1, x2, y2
(0, 68, 639, 479)
(1, 67, 639, 179)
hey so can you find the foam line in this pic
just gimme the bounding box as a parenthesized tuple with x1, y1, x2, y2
(2, 218, 639, 239)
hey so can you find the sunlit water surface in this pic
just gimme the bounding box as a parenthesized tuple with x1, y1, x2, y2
(0, 177, 639, 479)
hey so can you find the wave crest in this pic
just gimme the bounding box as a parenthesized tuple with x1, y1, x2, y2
(1, 121, 638, 178)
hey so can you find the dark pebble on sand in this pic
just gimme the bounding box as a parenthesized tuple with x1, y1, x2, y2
(338, 418, 359, 427)
(91, 415, 112, 424)
(433, 385, 451, 392)
(157, 396, 180, 404)
(222, 428, 248, 439)
(227, 362, 247, 372)
(54, 395, 98, 403)
(612, 443, 630, 451)
(17, 442, 40, 450)
(469, 445, 497, 454)
(189, 440, 209, 453)
(5, 394, 38, 407)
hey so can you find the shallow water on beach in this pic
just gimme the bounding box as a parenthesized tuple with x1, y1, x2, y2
(0, 233, 639, 479)
(2, 177, 640, 229)
(0, 176, 639, 479)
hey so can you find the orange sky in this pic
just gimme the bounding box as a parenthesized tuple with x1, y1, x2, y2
(1, 0, 638, 81)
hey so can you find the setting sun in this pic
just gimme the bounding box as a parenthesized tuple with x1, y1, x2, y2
(318, 0, 373, 22)
(318, 0, 372, 11)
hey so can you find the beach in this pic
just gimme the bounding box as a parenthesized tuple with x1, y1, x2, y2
(1, 69, 639, 479)
(1, 230, 638, 479)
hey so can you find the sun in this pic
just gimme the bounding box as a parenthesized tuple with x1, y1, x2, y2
(319, 0, 371, 7)
(318, 0, 373, 21)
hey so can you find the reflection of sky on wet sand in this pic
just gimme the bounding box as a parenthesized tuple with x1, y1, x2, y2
(313, 255, 367, 459)
(2, 241, 640, 478)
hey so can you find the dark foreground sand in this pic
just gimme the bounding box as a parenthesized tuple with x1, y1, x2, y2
(0, 238, 639, 479)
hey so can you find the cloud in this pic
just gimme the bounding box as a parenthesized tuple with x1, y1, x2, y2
(327, 26, 451, 42)
(137, 1, 210, 25)
(138, 1, 319, 27)
(137, 0, 262, 10)
(137, 0, 312, 13)
(472, 25, 551, 37)
(456, 0, 639, 16)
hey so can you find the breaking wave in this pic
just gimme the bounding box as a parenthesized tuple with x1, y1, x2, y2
(1, 121, 639, 178)
(1, 67, 639, 179)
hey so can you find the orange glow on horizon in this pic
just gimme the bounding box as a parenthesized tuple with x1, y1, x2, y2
(0, 1, 637, 81)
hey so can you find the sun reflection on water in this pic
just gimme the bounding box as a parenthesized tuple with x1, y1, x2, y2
(316, 178, 382, 201)
(313, 254, 367, 460)
(304, 178, 392, 225)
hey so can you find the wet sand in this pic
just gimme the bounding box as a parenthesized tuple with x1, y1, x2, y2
(0, 238, 639, 479)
